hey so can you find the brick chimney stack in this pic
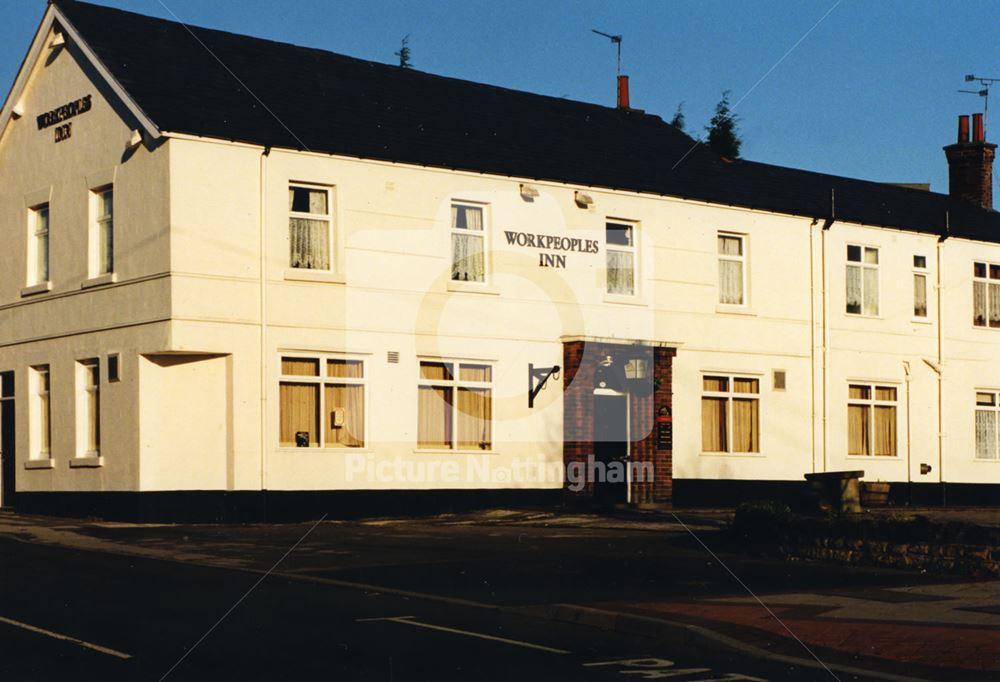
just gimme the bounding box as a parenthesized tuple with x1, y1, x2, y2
(944, 113, 996, 209)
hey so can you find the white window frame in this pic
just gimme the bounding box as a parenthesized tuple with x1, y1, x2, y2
(605, 219, 638, 298)
(278, 352, 367, 450)
(846, 244, 879, 316)
(288, 183, 334, 272)
(90, 186, 114, 278)
(30, 365, 51, 460)
(76, 359, 100, 457)
(912, 254, 928, 320)
(972, 260, 1000, 328)
(416, 358, 494, 452)
(974, 390, 1000, 461)
(449, 200, 489, 285)
(717, 232, 747, 307)
(847, 382, 899, 457)
(28, 204, 50, 286)
(700, 373, 761, 455)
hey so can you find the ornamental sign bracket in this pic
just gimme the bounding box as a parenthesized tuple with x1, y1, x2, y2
(528, 363, 561, 408)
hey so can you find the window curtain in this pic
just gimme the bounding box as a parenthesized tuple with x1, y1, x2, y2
(289, 218, 330, 270)
(279, 383, 318, 447)
(39, 376, 50, 454)
(913, 274, 927, 317)
(607, 250, 634, 295)
(731, 399, 758, 452)
(452, 233, 485, 282)
(848, 404, 869, 455)
(975, 410, 997, 459)
(873, 405, 896, 456)
(863, 267, 879, 315)
(846, 265, 862, 314)
(990, 282, 1000, 327)
(701, 397, 727, 451)
(457, 387, 491, 450)
(451, 206, 484, 282)
(418, 386, 453, 448)
(974, 281, 987, 325)
(325, 384, 364, 447)
(718, 259, 743, 305)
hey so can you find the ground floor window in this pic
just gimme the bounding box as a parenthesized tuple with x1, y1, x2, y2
(77, 359, 100, 455)
(279, 354, 365, 448)
(31, 365, 51, 459)
(418, 360, 492, 450)
(848, 383, 897, 456)
(975, 390, 1000, 460)
(701, 374, 759, 453)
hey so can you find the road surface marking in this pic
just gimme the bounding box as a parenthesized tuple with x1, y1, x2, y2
(0, 615, 132, 659)
(358, 615, 570, 654)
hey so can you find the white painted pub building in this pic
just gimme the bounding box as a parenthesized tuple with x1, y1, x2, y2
(1, 1, 999, 518)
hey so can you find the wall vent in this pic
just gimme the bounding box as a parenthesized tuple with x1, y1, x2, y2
(387, 351, 400, 364)
(773, 370, 786, 391)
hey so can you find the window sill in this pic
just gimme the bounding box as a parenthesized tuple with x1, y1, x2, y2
(845, 455, 900, 459)
(845, 312, 883, 320)
(24, 458, 55, 470)
(69, 455, 104, 468)
(283, 269, 345, 284)
(81, 273, 117, 289)
(21, 282, 52, 297)
(973, 458, 1000, 463)
(603, 294, 647, 307)
(414, 448, 495, 455)
(447, 281, 499, 295)
(911, 318, 932, 325)
(715, 304, 756, 316)
(276, 447, 371, 454)
(699, 452, 765, 458)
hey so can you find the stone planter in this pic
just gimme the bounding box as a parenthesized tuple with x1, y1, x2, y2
(862, 481, 891, 507)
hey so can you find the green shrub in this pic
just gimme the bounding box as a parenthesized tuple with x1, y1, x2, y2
(731, 500, 793, 546)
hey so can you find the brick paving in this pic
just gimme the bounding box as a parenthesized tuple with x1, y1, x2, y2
(607, 583, 1000, 674)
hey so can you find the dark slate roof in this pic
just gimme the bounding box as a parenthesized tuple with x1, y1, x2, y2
(52, 0, 1000, 241)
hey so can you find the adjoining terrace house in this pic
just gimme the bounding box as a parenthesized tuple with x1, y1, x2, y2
(1, 0, 999, 520)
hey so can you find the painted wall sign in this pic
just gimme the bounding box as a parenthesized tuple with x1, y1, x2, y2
(503, 230, 600, 269)
(37, 95, 92, 142)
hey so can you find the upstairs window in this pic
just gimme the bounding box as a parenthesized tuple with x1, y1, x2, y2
(29, 204, 50, 285)
(718, 233, 746, 305)
(288, 185, 332, 271)
(606, 221, 636, 296)
(846, 245, 878, 316)
(913, 255, 928, 319)
(451, 203, 486, 283)
(92, 187, 114, 276)
(973, 261, 1000, 327)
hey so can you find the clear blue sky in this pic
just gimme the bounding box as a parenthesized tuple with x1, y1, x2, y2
(3, 0, 998, 194)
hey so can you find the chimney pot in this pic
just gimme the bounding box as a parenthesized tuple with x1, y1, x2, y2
(973, 112, 985, 143)
(617, 75, 630, 109)
(944, 113, 996, 210)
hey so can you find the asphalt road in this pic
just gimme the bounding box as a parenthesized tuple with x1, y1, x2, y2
(1, 534, 846, 682)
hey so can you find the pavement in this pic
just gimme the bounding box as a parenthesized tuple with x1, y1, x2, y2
(0, 507, 997, 681)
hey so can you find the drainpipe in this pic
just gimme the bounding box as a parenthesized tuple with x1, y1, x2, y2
(820, 207, 834, 473)
(903, 361, 912, 503)
(259, 147, 271, 493)
(936, 230, 946, 504)
(809, 219, 817, 474)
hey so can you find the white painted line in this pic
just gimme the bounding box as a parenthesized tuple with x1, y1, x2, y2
(358, 615, 570, 654)
(0, 615, 132, 659)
